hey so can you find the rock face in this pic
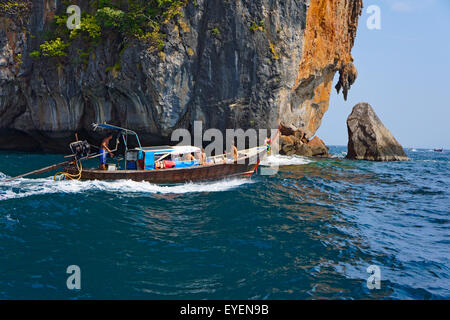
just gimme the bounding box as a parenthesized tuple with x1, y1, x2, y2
(278, 122, 329, 157)
(346, 103, 410, 161)
(0, 0, 362, 152)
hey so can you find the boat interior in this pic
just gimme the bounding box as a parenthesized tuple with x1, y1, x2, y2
(92, 123, 266, 171)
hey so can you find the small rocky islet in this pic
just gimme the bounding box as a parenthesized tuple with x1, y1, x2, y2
(277, 103, 409, 162)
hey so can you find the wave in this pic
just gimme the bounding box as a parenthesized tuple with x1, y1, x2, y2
(330, 151, 347, 159)
(0, 174, 252, 201)
(260, 154, 312, 166)
(420, 160, 450, 164)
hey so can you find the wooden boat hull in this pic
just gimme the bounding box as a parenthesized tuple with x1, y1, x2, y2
(65, 150, 265, 184)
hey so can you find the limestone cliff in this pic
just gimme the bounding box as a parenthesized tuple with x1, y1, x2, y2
(0, 0, 362, 151)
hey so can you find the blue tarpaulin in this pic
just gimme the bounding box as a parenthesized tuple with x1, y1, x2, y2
(175, 160, 199, 168)
(144, 152, 155, 170)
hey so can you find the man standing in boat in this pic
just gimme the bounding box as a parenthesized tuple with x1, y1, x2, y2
(99, 135, 114, 170)
(231, 142, 238, 162)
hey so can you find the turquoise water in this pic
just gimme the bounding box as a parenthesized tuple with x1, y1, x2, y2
(0, 147, 448, 299)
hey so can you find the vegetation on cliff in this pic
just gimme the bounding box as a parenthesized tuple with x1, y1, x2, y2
(0, 1, 32, 27)
(24, 0, 189, 59)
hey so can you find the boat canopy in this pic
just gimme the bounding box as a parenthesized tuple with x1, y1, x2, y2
(139, 145, 201, 155)
(92, 123, 202, 170)
(134, 146, 201, 170)
(92, 123, 142, 148)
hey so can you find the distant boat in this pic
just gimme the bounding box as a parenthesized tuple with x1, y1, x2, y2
(434, 148, 443, 152)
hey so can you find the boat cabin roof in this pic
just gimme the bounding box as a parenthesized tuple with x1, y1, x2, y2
(93, 123, 201, 155)
(137, 145, 201, 155)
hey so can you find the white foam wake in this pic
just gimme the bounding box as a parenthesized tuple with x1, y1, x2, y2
(0, 173, 252, 201)
(260, 154, 312, 166)
(330, 151, 347, 159)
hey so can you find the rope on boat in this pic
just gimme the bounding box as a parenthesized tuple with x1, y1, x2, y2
(53, 159, 83, 181)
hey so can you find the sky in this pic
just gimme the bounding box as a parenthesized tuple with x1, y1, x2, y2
(315, 0, 450, 148)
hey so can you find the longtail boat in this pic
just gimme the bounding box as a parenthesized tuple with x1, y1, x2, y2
(59, 123, 268, 184)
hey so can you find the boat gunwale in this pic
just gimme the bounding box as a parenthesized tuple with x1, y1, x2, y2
(67, 148, 266, 175)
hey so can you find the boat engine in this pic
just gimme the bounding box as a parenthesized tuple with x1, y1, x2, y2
(70, 140, 91, 160)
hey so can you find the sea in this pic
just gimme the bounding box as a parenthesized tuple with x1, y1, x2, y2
(0, 146, 448, 299)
